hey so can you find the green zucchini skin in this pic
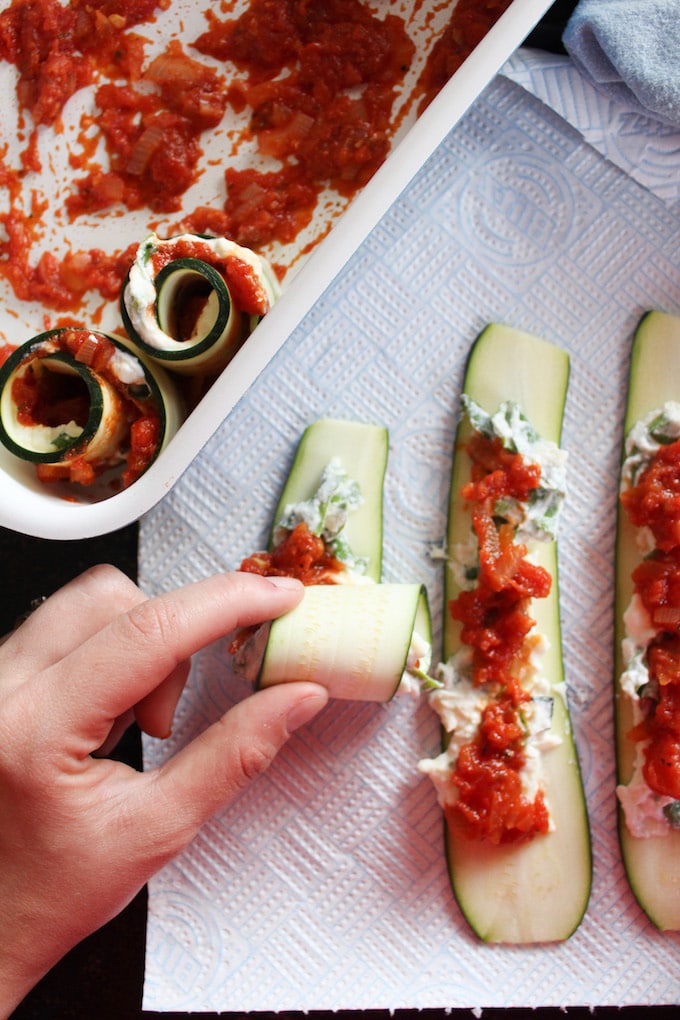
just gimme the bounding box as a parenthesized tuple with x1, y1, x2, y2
(271, 418, 389, 583)
(615, 310, 680, 931)
(441, 323, 591, 943)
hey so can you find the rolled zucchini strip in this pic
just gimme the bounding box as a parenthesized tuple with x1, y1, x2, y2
(120, 232, 280, 376)
(245, 583, 431, 701)
(0, 327, 182, 486)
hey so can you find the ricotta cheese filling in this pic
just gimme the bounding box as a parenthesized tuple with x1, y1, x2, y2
(273, 457, 369, 577)
(419, 397, 568, 835)
(617, 400, 680, 836)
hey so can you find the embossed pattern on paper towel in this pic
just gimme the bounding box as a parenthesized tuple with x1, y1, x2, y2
(141, 76, 680, 1012)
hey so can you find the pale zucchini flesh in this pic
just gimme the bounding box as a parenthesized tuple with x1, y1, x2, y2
(442, 323, 591, 943)
(259, 583, 430, 701)
(615, 310, 680, 930)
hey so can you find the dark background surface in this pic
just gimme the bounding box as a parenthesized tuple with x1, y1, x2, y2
(3, 2, 675, 1016)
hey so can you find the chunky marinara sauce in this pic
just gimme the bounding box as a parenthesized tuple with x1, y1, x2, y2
(0, 0, 510, 316)
(446, 432, 552, 845)
(230, 521, 347, 655)
(416, 0, 514, 112)
(621, 438, 680, 800)
(238, 521, 346, 585)
(191, 0, 415, 248)
(0, 345, 16, 368)
(66, 39, 229, 219)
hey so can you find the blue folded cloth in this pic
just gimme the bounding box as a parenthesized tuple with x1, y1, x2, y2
(563, 0, 680, 127)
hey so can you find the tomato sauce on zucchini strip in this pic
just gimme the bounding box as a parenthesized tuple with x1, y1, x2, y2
(618, 413, 680, 833)
(443, 431, 553, 843)
(229, 422, 432, 702)
(420, 393, 570, 851)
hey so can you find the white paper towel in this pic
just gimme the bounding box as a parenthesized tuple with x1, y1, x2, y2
(504, 48, 680, 210)
(140, 74, 680, 1011)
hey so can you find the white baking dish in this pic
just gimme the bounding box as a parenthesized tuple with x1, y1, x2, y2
(0, 0, 553, 539)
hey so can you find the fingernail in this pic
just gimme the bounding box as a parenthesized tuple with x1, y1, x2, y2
(266, 575, 304, 590)
(286, 689, 328, 733)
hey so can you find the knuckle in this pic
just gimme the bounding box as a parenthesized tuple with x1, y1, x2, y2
(236, 738, 277, 786)
(80, 562, 133, 598)
(77, 564, 144, 615)
(125, 595, 179, 649)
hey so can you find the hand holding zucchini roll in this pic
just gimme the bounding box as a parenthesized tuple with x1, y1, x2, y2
(230, 418, 433, 701)
(236, 582, 431, 701)
(0, 327, 182, 488)
(120, 231, 280, 376)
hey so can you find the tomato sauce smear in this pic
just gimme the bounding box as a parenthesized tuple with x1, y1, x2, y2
(238, 521, 346, 586)
(191, 0, 415, 248)
(446, 432, 552, 845)
(622, 438, 680, 801)
(0, 0, 513, 317)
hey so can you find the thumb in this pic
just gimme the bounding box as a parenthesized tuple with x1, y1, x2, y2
(135, 682, 328, 860)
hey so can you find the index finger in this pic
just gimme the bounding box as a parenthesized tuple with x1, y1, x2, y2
(41, 572, 304, 752)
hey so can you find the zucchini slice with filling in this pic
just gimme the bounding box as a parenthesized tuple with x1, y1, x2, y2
(423, 323, 591, 943)
(0, 327, 182, 488)
(270, 417, 389, 583)
(232, 418, 433, 701)
(120, 232, 279, 376)
(615, 310, 680, 930)
(258, 583, 431, 701)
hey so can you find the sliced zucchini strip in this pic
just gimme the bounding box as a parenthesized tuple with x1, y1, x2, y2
(271, 418, 389, 582)
(0, 327, 182, 485)
(120, 231, 280, 376)
(426, 323, 591, 944)
(251, 583, 431, 701)
(615, 310, 680, 931)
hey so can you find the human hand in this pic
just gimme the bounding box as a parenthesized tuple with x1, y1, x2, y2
(0, 565, 327, 1017)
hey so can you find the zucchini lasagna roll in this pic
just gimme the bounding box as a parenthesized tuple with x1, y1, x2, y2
(0, 327, 182, 488)
(120, 232, 280, 376)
